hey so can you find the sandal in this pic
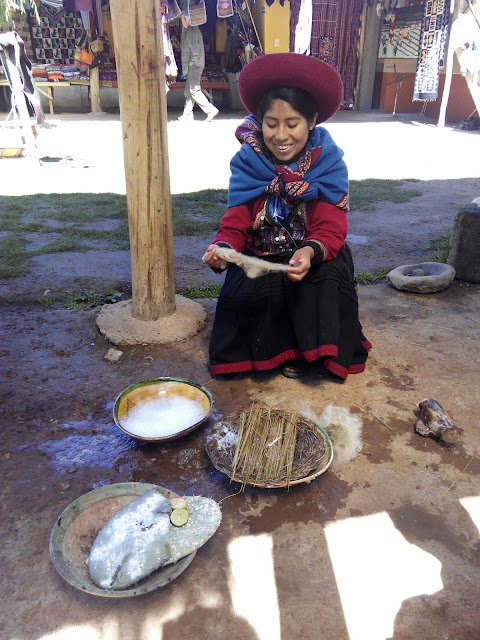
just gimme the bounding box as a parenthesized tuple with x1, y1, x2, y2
(281, 359, 308, 379)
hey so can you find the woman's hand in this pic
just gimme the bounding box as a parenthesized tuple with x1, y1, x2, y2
(287, 246, 314, 282)
(202, 245, 228, 272)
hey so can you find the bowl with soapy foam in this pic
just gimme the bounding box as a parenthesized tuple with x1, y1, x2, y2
(113, 377, 213, 442)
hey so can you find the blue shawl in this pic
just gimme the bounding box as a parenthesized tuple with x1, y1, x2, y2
(228, 115, 349, 214)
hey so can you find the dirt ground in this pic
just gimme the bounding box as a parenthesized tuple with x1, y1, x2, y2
(1, 110, 480, 640)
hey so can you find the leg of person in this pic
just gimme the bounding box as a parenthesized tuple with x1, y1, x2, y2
(286, 250, 371, 379)
(209, 262, 302, 376)
(187, 62, 219, 121)
(178, 81, 194, 121)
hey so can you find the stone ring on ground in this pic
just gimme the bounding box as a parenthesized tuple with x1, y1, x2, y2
(387, 262, 456, 293)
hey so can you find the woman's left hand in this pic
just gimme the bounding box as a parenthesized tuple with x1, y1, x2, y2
(287, 246, 314, 282)
(202, 245, 228, 272)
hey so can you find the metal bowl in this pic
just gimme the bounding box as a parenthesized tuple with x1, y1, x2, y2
(49, 482, 196, 597)
(113, 377, 213, 442)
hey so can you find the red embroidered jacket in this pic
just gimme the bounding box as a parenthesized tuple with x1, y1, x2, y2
(213, 194, 347, 261)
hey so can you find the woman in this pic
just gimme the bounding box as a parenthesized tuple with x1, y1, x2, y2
(203, 53, 371, 379)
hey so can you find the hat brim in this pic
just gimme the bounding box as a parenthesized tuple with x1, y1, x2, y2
(238, 53, 343, 124)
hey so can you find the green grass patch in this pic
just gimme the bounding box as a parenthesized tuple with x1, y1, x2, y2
(171, 189, 227, 236)
(427, 232, 451, 263)
(0, 233, 30, 278)
(0, 182, 422, 280)
(349, 179, 421, 210)
(356, 269, 389, 285)
(183, 283, 222, 298)
(64, 288, 126, 310)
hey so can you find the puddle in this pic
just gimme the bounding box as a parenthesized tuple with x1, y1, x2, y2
(34, 431, 139, 476)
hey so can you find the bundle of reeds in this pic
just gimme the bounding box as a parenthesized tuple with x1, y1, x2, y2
(206, 405, 331, 489)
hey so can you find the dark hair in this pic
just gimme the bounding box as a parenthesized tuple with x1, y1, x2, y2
(257, 86, 319, 122)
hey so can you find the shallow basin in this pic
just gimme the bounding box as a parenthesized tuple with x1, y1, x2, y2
(49, 483, 196, 597)
(113, 377, 213, 441)
(387, 261, 455, 293)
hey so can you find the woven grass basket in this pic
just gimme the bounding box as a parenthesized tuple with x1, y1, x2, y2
(206, 409, 333, 489)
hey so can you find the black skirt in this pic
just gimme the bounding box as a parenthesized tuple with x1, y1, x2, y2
(209, 246, 371, 379)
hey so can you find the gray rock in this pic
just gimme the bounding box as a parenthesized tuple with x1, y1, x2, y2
(387, 262, 455, 293)
(447, 205, 480, 283)
(88, 489, 171, 590)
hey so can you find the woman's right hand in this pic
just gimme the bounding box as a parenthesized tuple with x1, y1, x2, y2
(202, 245, 228, 272)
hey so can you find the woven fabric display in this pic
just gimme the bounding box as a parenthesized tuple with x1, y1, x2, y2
(165, 0, 182, 22)
(317, 36, 334, 64)
(413, 0, 450, 101)
(189, 0, 207, 26)
(28, 12, 83, 65)
(217, 0, 234, 19)
(290, 0, 363, 107)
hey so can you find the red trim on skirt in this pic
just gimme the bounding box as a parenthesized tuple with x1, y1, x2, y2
(210, 344, 338, 375)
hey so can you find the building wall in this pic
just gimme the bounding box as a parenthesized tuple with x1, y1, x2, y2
(251, 0, 290, 53)
(373, 57, 476, 123)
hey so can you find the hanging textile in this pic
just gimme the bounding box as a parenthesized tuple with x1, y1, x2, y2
(188, 0, 207, 26)
(27, 10, 83, 64)
(165, 0, 181, 22)
(217, 0, 234, 19)
(162, 13, 178, 80)
(40, 1, 68, 22)
(290, 0, 363, 107)
(75, 0, 93, 10)
(294, 0, 312, 55)
(94, 0, 104, 36)
(80, 10, 92, 30)
(0, 31, 44, 124)
(413, 0, 450, 101)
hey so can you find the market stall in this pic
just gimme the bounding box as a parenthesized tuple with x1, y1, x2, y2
(0, 0, 263, 113)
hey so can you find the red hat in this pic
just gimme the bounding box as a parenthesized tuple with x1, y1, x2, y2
(238, 53, 343, 124)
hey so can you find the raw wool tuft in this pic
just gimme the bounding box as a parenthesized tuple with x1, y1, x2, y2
(301, 404, 363, 467)
(213, 247, 289, 279)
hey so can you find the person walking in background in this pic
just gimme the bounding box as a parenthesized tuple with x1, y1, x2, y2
(178, 11, 219, 122)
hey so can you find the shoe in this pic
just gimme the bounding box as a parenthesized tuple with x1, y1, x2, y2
(177, 114, 194, 122)
(281, 359, 308, 379)
(205, 106, 219, 122)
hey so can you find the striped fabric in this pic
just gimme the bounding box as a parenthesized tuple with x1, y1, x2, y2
(290, 0, 364, 106)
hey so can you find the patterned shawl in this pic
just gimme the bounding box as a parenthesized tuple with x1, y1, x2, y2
(228, 115, 349, 215)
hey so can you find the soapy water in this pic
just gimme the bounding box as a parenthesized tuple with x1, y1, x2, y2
(121, 396, 207, 438)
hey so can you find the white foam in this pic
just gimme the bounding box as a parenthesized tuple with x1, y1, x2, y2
(121, 396, 207, 438)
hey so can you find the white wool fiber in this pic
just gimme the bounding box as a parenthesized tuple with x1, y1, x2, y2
(301, 404, 363, 467)
(214, 247, 289, 279)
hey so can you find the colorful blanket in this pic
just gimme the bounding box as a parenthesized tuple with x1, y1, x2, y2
(413, 0, 450, 101)
(28, 11, 83, 65)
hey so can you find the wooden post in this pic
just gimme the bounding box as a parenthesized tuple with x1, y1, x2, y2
(437, 0, 460, 127)
(354, 1, 367, 110)
(89, 65, 102, 113)
(109, 0, 175, 320)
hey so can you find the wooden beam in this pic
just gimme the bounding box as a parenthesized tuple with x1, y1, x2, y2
(89, 65, 102, 113)
(109, 0, 175, 320)
(438, 0, 461, 127)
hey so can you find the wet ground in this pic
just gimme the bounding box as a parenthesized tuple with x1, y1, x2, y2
(1, 110, 480, 640)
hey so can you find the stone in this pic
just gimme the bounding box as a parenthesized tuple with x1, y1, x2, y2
(104, 348, 123, 363)
(447, 205, 480, 283)
(387, 262, 455, 293)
